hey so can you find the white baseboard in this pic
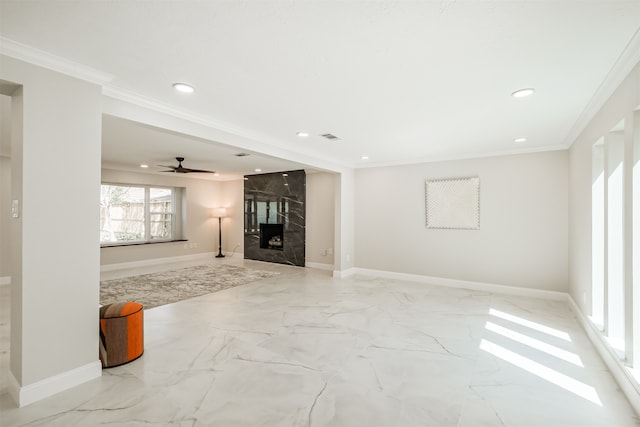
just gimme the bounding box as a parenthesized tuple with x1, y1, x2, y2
(566, 296, 640, 416)
(306, 262, 334, 271)
(0, 276, 10, 286)
(224, 250, 244, 258)
(9, 361, 102, 407)
(332, 267, 356, 278)
(351, 267, 567, 301)
(101, 252, 215, 273)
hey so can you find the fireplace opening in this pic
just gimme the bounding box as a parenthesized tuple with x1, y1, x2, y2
(260, 223, 284, 250)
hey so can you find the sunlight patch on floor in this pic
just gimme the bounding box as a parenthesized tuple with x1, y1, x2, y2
(481, 308, 603, 406)
(480, 339, 601, 405)
(485, 321, 583, 367)
(489, 308, 571, 342)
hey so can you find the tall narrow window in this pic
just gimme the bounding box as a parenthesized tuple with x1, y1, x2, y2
(607, 126, 625, 357)
(633, 111, 640, 370)
(592, 140, 605, 328)
(149, 187, 174, 240)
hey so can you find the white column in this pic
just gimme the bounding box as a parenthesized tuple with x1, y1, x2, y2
(1, 56, 103, 406)
(333, 168, 355, 276)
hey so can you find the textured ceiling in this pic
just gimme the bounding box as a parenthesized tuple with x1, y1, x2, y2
(1, 1, 639, 175)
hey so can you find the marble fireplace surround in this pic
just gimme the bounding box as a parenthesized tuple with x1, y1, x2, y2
(243, 170, 305, 267)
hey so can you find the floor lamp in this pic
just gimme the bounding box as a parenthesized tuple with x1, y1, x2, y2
(212, 207, 227, 258)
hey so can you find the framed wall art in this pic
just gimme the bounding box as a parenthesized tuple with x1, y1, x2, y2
(425, 176, 480, 230)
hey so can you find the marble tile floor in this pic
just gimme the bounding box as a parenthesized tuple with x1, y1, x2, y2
(0, 259, 638, 426)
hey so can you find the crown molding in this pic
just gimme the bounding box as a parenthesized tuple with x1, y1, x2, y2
(356, 143, 568, 169)
(562, 26, 640, 148)
(0, 37, 114, 85)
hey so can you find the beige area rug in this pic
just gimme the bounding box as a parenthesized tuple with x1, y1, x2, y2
(100, 264, 279, 309)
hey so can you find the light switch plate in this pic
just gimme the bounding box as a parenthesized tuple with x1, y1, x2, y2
(11, 199, 19, 218)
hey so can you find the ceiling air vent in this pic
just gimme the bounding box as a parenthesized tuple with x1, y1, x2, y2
(320, 133, 339, 141)
(234, 153, 250, 157)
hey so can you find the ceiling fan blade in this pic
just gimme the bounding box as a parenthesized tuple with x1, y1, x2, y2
(182, 168, 216, 173)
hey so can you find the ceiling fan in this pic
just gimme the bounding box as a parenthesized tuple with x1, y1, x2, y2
(159, 157, 215, 174)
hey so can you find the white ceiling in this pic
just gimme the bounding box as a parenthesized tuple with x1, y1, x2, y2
(1, 1, 639, 176)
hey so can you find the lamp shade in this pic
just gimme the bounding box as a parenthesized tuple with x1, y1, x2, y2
(212, 207, 227, 218)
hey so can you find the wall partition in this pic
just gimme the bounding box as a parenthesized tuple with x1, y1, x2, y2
(591, 139, 605, 328)
(606, 125, 626, 356)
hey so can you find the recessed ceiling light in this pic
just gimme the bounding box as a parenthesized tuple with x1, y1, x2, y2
(296, 132, 309, 137)
(361, 156, 369, 160)
(511, 88, 535, 98)
(139, 164, 149, 168)
(173, 82, 194, 93)
(254, 168, 262, 172)
(514, 137, 528, 143)
(213, 173, 220, 177)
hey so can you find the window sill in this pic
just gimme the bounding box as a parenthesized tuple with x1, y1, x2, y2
(101, 239, 187, 248)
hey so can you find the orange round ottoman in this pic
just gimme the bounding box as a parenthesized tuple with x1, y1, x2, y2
(99, 301, 144, 368)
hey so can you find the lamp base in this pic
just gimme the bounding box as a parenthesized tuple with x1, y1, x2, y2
(215, 216, 225, 258)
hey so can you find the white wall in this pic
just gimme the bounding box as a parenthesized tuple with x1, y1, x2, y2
(100, 169, 222, 265)
(568, 62, 640, 312)
(566, 61, 640, 416)
(355, 151, 568, 291)
(306, 172, 336, 267)
(1, 56, 102, 404)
